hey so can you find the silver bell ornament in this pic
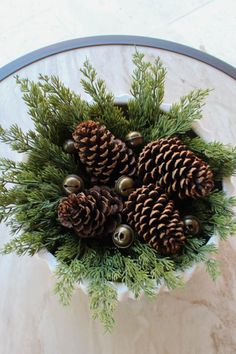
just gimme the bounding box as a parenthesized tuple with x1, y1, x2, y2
(112, 224, 134, 249)
(115, 176, 135, 197)
(63, 174, 84, 194)
(183, 215, 201, 236)
(63, 139, 76, 154)
(125, 131, 143, 148)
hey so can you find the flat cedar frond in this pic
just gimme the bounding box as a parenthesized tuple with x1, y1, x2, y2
(0, 157, 18, 171)
(151, 89, 210, 139)
(55, 259, 85, 306)
(207, 191, 236, 214)
(1, 231, 45, 256)
(128, 51, 166, 139)
(183, 136, 236, 179)
(80, 59, 131, 139)
(205, 258, 221, 281)
(191, 191, 236, 241)
(55, 237, 84, 262)
(0, 124, 36, 152)
(122, 256, 156, 298)
(38, 75, 90, 129)
(16, 75, 89, 145)
(27, 137, 78, 173)
(89, 280, 118, 332)
(174, 238, 219, 276)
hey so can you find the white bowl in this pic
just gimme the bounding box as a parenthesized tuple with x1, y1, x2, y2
(37, 95, 230, 301)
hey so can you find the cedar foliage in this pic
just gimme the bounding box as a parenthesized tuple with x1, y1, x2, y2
(0, 51, 236, 331)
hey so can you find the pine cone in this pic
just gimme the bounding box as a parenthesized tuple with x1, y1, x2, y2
(72, 120, 136, 185)
(58, 186, 123, 238)
(138, 136, 214, 198)
(124, 184, 186, 255)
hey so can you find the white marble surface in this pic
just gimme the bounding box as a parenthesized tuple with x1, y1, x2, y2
(1, 0, 236, 68)
(0, 45, 236, 354)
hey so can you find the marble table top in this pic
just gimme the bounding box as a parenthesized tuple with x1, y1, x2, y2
(0, 38, 236, 354)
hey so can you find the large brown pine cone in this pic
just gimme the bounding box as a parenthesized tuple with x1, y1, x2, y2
(138, 136, 214, 198)
(72, 120, 136, 185)
(58, 186, 123, 238)
(124, 184, 186, 255)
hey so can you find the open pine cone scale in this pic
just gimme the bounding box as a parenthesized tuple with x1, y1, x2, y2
(124, 184, 186, 255)
(138, 136, 214, 199)
(73, 120, 137, 185)
(58, 186, 123, 239)
(60, 122, 214, 255)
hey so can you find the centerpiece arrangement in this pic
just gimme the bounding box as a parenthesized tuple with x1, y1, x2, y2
(0, 51, 236, 331)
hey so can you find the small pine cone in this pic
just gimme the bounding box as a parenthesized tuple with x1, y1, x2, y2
(72, 120, 136, 184)
(124, 184, 186, 255)
(138, 136, 214, 198)
(58, 186, 123, 238)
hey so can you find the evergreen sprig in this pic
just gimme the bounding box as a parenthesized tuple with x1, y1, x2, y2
(1, 231, 45, 256)
(0, 51, 235, 331)
(54, 258, 85, 305)
(183, 136, 236, 180)
(0, 124, 36, 152)
(151, 89, 210, 140)
(175, 238, 218, 270)
(80, 60, 131, 139)
(128, 51, 166, 140)
(192, 191, 236, 241)
(16, 75, 89, 142)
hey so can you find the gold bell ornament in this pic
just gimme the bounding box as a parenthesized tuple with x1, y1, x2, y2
(63, 175, 84, 194)
(183, 215, 201, 236)
(125, 131, 143, 148)
(115, 176, 135, 197)
(112, 224, 134, 249)
(63, 139, 76, 154)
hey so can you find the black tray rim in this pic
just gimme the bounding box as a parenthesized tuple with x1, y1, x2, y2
(0, 35, 236, 82)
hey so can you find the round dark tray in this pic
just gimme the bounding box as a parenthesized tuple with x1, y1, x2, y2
(0, 35, 236, 82)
